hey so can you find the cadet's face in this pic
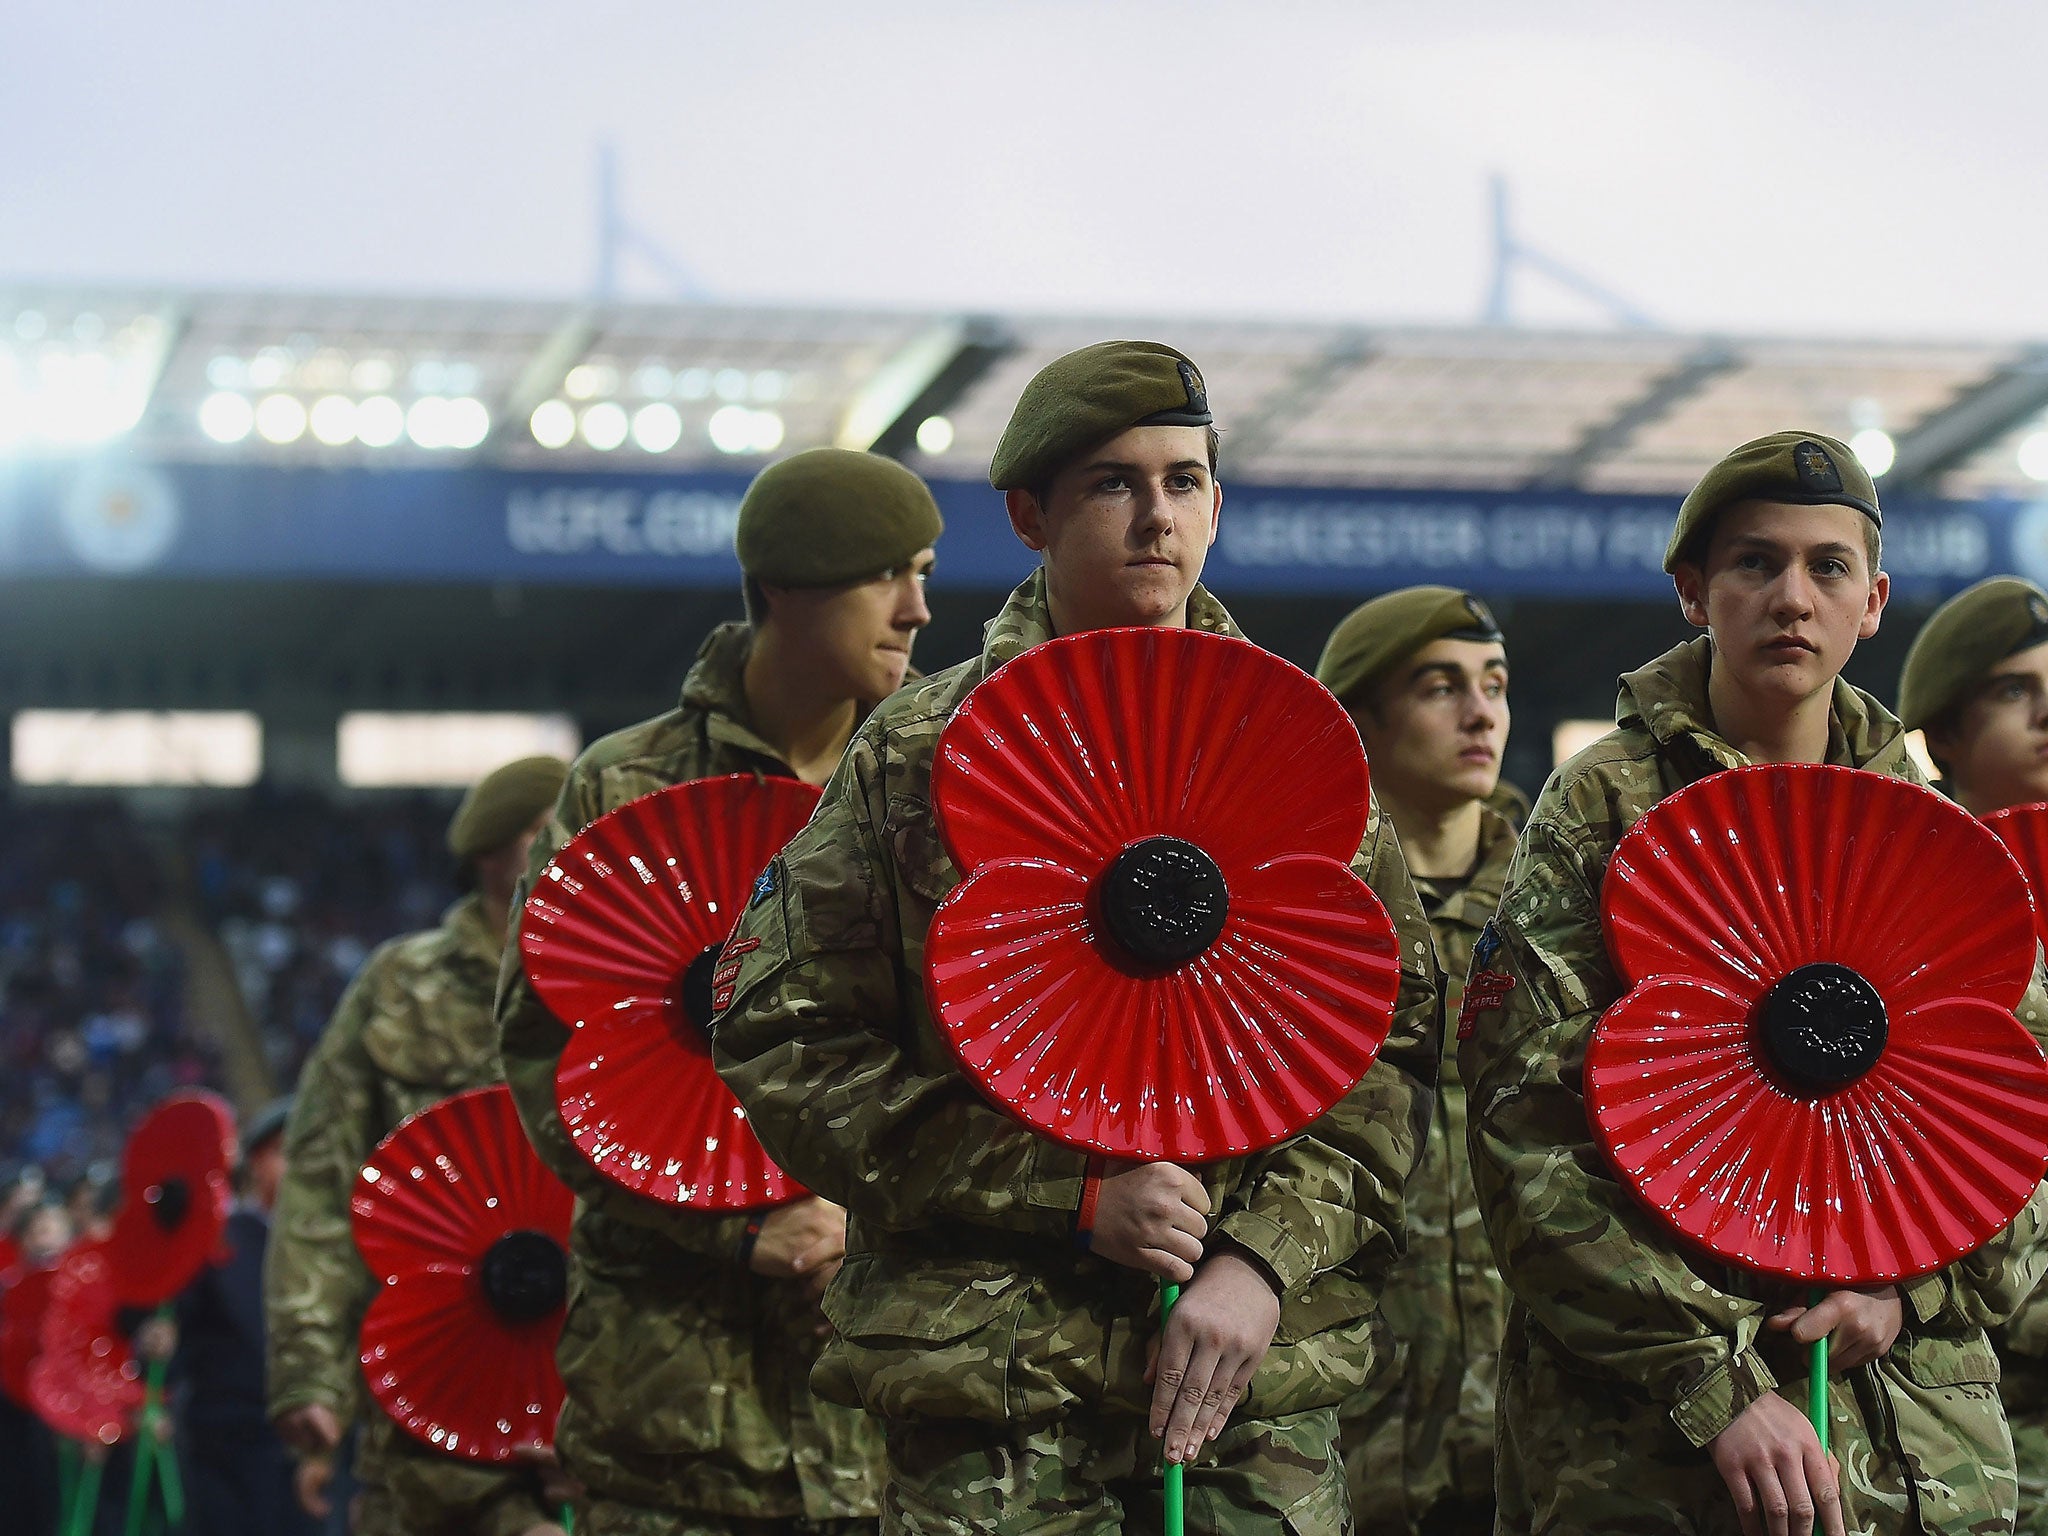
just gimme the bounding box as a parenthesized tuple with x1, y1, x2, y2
(1930, 641, 2048, 814)
(1353, 639, 1510, 812)
(20, 1206, 69, 1264)
(1675, 500, 1887, 705)
(1005, 425, 1221, 633)
(765, 550, 935, 704)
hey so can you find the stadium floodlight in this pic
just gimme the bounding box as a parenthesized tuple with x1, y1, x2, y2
(715, 368, 749, 402)
(530, 399, 576, 449)
(338, 712, 581, 788)
(580, 401, 629, 451)
(352, 357, 397, 392)
(2020, 431, 2048, 483)
(677, 368, 711, 400)
(309, 394, 358, 446)
(255, 394, 308, 445)
(356, 395, 405, 448)
(11, 710, 262, 788)
(206, 355, 245, 389)
(708, 404, 785, 455)
(445, 397, 491, 450)
(248, 347, 292, 390)
(915, 415, 955, 454)
(406, 396, 452, 449)
(632, 363, 674, 397)
(631, 402, 683, 453)
(1849, 427, 1894, 478)
(751, 370, 788, 403)
(199, 391, 255, 444)
(565, 362, 618, 401)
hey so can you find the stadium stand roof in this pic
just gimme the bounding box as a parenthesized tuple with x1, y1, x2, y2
(7, 286, 2048, 499)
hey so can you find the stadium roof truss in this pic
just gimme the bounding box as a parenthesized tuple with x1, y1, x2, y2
(5, 287, 2047, 498)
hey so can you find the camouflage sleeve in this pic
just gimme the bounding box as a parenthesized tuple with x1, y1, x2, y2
(1213, 800, 1439, 1295)
(1461, 816, 1781, 1451)
(1899, 968, 2048, 1331)
(264, 966, 382, 1423)
(712, 727, 1091, 1236)
(495, 763, 753, 1262)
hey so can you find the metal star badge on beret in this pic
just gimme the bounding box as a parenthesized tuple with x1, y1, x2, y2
(924, 627, 1402, 1162)
(353, 1085, 574, 1462)
(520, 776, 818, 1209)
(1591, 764, 2048, 1284)
(104, 1091, 237, 1307)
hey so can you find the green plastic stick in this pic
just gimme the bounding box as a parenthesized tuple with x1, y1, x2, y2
(1161, 1279, 1184, 1536)
(1808, 1287, 1829, 1456)
(124, 1303, 183, 1536)
(67, 1451, 103, 1536)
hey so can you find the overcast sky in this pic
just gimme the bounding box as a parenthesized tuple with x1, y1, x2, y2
(8, 3, 2048, 339)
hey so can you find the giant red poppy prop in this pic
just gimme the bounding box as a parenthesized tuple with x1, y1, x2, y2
(105, 1091, 237, 1307)
(520, 776, 818, 1209)
(0, 1262, 59, 1409)
(924, 627, 1403, 1162)
(28, 1241, 141, 1445)
(352, 1085, 574, 1462)
(1590, 764, 2048, 1286)
(1986, 802, 2048, 955)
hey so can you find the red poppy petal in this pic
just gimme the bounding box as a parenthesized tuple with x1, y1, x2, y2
(352, 1087, 573, 1284)
(926, 854, 1398, 1161)
(521, 776, 821, 1031)
(105, 1091, 238, 1308)
(0, 1266, 58, 1408)
(30, 1242, 142, 1446)
(1590, 979, 2048, 1282)
(1985, 802, 2048, 955)
(359, 1273, 563, 1463)
(1603, 765, 2034, 1012)
(555, 1009, 805, 1210)
(931, 628, 1368, 877)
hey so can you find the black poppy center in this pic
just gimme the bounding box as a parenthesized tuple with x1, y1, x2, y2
(1759, 962, 1888, 1095)
(147, 1176, 190, 1234)
(672, 944, 723, 1044)
(479, 1230, 568, 1324)
(1098, 837, 1230, 968)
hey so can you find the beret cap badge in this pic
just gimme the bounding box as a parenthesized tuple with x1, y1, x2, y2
(1794, 440, 1843, 493)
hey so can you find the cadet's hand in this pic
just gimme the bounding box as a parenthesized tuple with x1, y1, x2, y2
(749, 1197, 847, 1284)
(133, 1315, 176, 1363)
(292, 1457, 334, 1519)
(274, 1402, 342, 1456)
(1145, 1249, 1280, 1464)
(1089, 1162, 1209, 1283)
(1708, 1392, 1846, 1536)
(1768, 1286, 1901, 1372)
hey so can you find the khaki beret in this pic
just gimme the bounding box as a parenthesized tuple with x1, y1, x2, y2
(1314, 586, 1505, 708)
(735, 448, 943, 588)
(447, 755, 570, 861)
(989, 340, 1213, 492)
(1665, 431, 1881, 573)
(1897, 577, 2048, 731)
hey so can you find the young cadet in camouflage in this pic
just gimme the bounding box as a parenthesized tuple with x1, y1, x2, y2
(1898, 576, 2048, 1535)
(1462, 431, 2048, 1536)
(711, 340, 1443, 1536)
(265, 754, 573, 1536)
(493, 447, 942, 1536)
(1315, 585, 1516, 1534)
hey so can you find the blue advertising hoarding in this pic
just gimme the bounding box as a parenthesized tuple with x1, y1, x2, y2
(0, 457, 2034, 601)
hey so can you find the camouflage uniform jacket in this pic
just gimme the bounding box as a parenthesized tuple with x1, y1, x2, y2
(712, 569, 1443, 1429)
(1345, 800, 1517, 1518)
(495, 620, 882, 1521)
(1460, 636, 2048, 1534)
(266, 892, 548, 1536)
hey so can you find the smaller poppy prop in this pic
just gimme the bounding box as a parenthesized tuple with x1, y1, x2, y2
(105, 1091, 237, 1307)
(1985, 802, 2048, 955)
(31, 1239, 149, 1536)
(1590, 764, 2048, 1447)
(520, 776, 819, 1210)
(924, 628, 1403, 1536)
(0, 1261, 57, 1410)
(352, 1084, 574, 1463)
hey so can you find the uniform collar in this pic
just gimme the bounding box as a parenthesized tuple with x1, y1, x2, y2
(678, 620, 793, 767)
(1614, 635, 1910, 775)
(440, 891, 505, 966)
(976, 568, 1243, 678)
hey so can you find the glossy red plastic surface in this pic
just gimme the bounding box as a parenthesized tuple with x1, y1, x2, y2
(521, 776, 818, 1209)
(925, 628, 1399, 1162)
(29, 1241, 141, 1445)
(0, 1235, 21, 1292)
(352, 1086, 573, 1462)
(1590, 763, 2048, 1283)
(1986, 801, 2048, 954)
(106, 1091, 237, 1307)
(0, 1263, 58, 1409)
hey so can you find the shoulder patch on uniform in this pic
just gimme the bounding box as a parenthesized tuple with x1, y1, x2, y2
(1458, 970, 1516, 1040)
(750, 860, 781, 909)
(1471, 919, 1503, 974)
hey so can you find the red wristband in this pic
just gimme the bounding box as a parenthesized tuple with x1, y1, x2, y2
(1074, 1156, 1105, 1251)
